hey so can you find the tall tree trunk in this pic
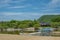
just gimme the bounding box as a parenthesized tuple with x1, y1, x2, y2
(0, 28, 3, 32)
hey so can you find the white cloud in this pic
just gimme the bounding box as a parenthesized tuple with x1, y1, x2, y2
(9, 6, 26, 8)
(47, 0, 60, 9)
(40, 0, 60, 12)
(0, 0, 11, 8)
(2, 12, 24, 16)
(7, 3, 32, 8)
(0, 0, 27, 8)
(0, 0, 10, 3)
(44, 13, 60, 15)
(1, 12, 60, 16)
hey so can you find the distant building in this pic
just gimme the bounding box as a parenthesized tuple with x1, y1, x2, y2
(40, 22, 51, 27)
(24, 27, 35, 31)
(7, 28, 21, 31)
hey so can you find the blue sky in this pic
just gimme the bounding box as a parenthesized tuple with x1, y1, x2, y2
(0, 0, 60, 21)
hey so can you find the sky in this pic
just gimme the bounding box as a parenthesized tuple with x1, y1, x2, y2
(0, 0, 60, 21)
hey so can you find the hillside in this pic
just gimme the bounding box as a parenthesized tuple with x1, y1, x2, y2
(38, 15, 60, 22)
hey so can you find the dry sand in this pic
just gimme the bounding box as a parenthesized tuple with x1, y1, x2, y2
(0, 34, 60, 40)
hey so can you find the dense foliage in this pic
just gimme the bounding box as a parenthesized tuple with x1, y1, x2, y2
(0, 20, 40, 29)
(38, 15, 60, 22)
(0, 15, 60, 33)
(0, 15, 60, 29)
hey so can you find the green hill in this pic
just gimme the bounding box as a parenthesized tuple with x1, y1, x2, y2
(38, 15, 60, 22)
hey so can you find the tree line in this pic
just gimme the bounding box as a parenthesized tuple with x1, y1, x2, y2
(0, 16, 60, 32)
(0, 20, 40, 31)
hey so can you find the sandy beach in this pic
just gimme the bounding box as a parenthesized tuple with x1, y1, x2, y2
(0, 34, 60, 40)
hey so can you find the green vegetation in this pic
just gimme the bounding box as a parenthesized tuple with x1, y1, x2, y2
(38, 15, 60, 27)
(0, 20, 40, 32)
(38, 15, 60, 31)
(0, 15, 60, 34)
(38, 15, 60, 22)
(0, 20, 37, 28)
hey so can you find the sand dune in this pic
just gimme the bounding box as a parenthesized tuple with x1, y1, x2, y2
(0, 34, 60, 40)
